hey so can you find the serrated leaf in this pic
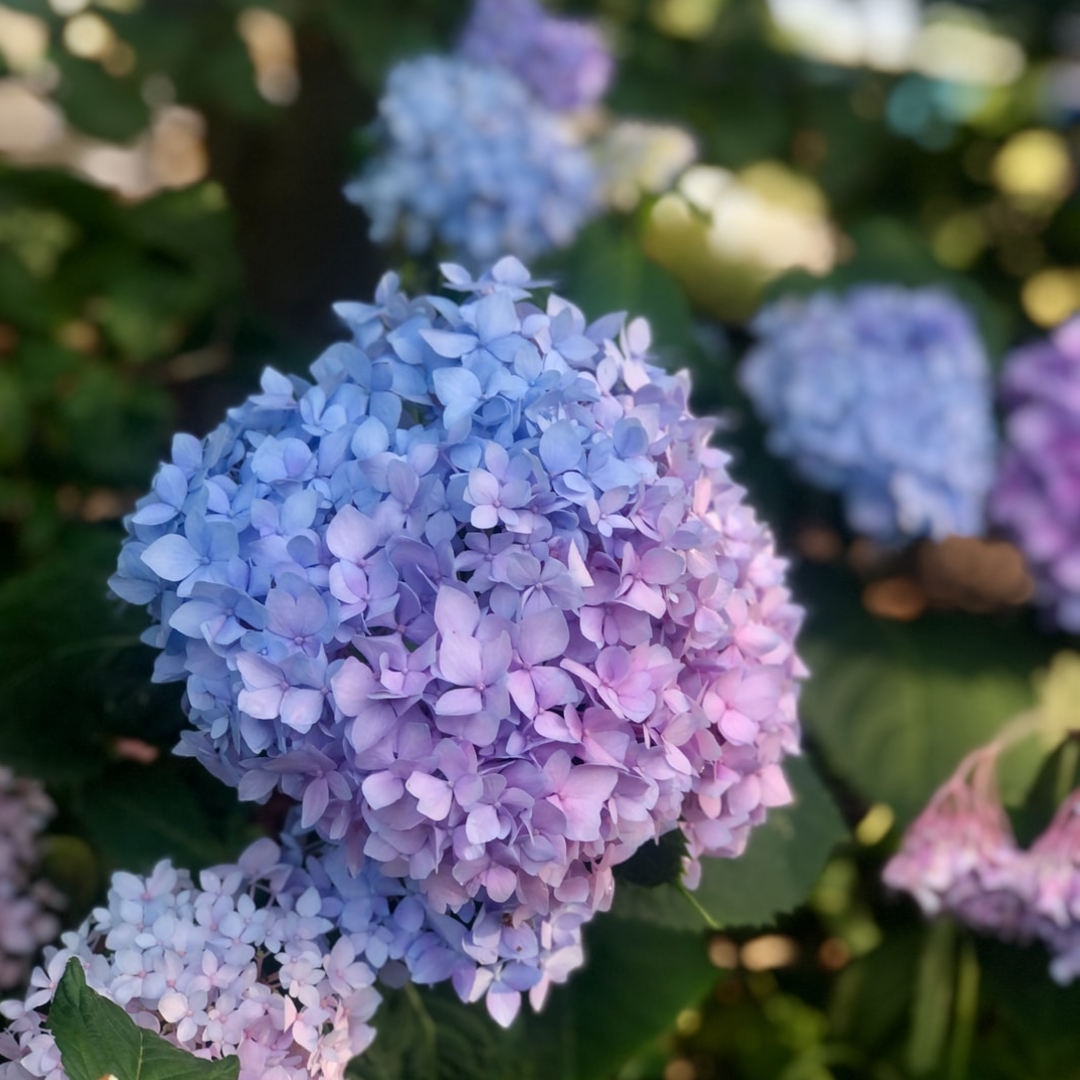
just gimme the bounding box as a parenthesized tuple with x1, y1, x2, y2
(49, 958, 239, 1080)
(611, 756, 846, 930)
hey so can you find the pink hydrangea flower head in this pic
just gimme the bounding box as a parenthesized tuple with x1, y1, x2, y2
(883, 745, 1030, 936)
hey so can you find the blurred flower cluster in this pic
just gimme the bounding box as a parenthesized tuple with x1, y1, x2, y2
(992, 318, 1080, 632)
(346, 0, 610, 263)
(885, 742, 1080, 984)
(741, 285, 997, 543)
(347, 0, 697, 263)
(345, 55, 598, 265)
(0, 771, 60, 994)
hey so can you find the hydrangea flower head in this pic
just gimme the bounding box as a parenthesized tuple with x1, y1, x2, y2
(990, 318, 1080, 631)
(345, 57, 598, 264)
(742, 286, 996, 541)
(458, 0, 614, 111)
(110, 256, 804, 1022)
(0, 836, 381, 1079)
(882, 745, 1029, 936)
(0, 769, 60, 992)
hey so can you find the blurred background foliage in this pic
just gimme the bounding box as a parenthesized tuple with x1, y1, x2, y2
(2, 0, 1080, 1077)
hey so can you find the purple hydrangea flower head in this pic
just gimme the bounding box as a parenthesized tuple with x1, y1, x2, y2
(110, 257, 805, 1022)
(990, 318, 1080, 631)
(882, 745, 1029, 936)
(0, 769, 61, 993)
(458, 0, 614, 111)
(345, 57, 598, 264)
(742, 286, 997, 542)
(0, 836, 381, 1079)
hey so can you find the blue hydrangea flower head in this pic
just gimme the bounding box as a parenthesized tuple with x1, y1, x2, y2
(345, 57, 598, 265)
(741, 285, 997, 542)
(109, 256, 804, 1024)
(459, 0, 614, 111)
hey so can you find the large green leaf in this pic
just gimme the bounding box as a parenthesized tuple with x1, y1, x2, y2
(612, 755, 846, 930)
(353, 915, 716, 1080)
(49, 958, 239, 1080)
(799, 582, 1053, 827)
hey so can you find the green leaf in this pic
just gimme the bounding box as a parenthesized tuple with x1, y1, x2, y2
(615, 828, 687, 888)
(353, 916, 716, 1080)
(53, 56, 151, 143)
(1010, 734, 1080, 847)
(800, 581, 1052, 827)
(612, 756, 846, 930)
(534, 914, 716, 1080)
(49, 958, 239, 1080)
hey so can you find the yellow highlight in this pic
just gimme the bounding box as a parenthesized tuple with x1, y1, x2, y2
(740, 934, 799, 971)
(855, 803, 895, 846)
(932, 210, 987, 270)
(1022, 269, 1080, 327)
(62, 12, 115, 60)
(992, 130, 1074, 206)
(644, 162, 836, 321)
(650, 0, 725, 39)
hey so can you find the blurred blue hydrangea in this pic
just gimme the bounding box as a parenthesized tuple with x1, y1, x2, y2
(741, 286, 996, 542)
(345, 56, 598, 265)
(459, 0, 613, 111)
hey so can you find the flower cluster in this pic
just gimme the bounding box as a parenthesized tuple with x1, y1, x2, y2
(741, 286, 996, 542)
(882, 746, 1027, 936)
(990, 318, 1080, 631)
(345, 55, 598, 264)
(0, 835, 381, 1080)
(108, 256, 805, 1021)
(458, 0, 613, 111)
(0, 769, 60, 993)
(884, 745, 1080, 984)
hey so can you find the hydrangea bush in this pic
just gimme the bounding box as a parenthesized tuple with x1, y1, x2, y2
(741, 286, 997, 542)
(0, 772, 60, 994)
(345, 56, 598, 264)
(991, 317, 1080, 631)
(106, 256, 805, 1025)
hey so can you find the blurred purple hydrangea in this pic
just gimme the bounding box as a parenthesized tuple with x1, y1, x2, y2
(0, 769, 60, 994)
(0, 833, 381, 1079)
(990, 318, 1080, 631)
(458, 0, 613, 111)
(345, 57, 598, 264)
(109, 256, 805, 1023)
(885, 743, 1080, 985)
(882, 745, 1029, 937)
(741, 286, 996, 542)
